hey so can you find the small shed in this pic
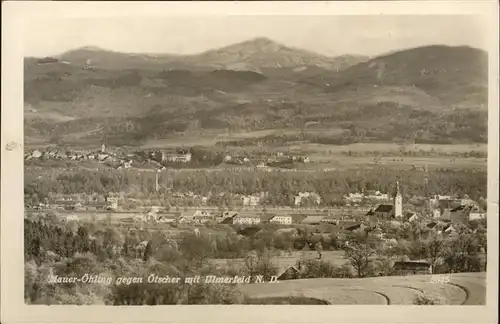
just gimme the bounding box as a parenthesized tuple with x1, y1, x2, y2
(393, 260, 431, 276)
(277, 266, 300, 281)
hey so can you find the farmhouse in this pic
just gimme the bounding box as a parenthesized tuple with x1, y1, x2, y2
(449, 204, 484, 224)
(241, 195, 261, 207)
(301, 215, 325, 225)
(157, 215, 176, 224)
(65, 214, 79, 222)
(233, 214, 261, 225)
(277, 266, 300, 281)
(294, 192, 321, 206)
(218, 211, 239, 224)
(162, 152, 192, 163)
(372, 204, 394, 218)
(469, 212, 486, 221)
(178, 215, 194, 224)
(344, 223, 367, 233)
(393, 260, 431, 276)
(259, 213, 277, 224)
(321, 215, 339, 224)
(269, 214, 293, 225)
(364, 190, 390, 201)
(345, 192, 364, 203)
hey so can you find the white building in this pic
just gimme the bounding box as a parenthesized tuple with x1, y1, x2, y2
(242, 195, 261, 206)
(345, 193, 364, 203)
(233, 215, 261, 225)
(193, 210, 212, 217)
(107, 197, 118, 210)
(294, 192, 321, 206)
(32, 150, 42, 158)
(269, 215, 293, 225)
(162, 152, 192, 163)
(365, 190, 390, 201)
(469, 212, 486, 221)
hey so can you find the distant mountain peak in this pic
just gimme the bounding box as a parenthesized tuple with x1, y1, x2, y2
(216, 37, 287, 54)
(77, 46, 108, 52)
(245, 37, 283, 47)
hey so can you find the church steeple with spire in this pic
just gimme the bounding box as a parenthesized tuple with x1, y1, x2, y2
(100, 134, 107, 153)
(394, 181, 403, 218)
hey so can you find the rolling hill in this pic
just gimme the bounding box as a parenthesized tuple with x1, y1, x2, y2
(54, 38, 368, 72)
(305, 45, 488, 109)
(179, 37, 369, 72)
(23, 40, 488, 147)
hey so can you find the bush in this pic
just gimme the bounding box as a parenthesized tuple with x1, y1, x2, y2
(413, 293, 446, 305)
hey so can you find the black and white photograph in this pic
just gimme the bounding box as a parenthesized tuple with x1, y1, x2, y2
(1, 1, 499, 323)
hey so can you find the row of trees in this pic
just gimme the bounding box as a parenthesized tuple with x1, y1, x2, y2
(24, 167, 487, 208)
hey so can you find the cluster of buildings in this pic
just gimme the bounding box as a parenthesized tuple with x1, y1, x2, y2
(344, 190, 391, 205)
(429, 195, 485, 223)
(25, 138, 194, 169)
(29, 193, 120, 212)
(24, 138, 133, 169)
(294, 192, 322, 206)
(364, 182, 485, 224)
(223, 153, 310, 167)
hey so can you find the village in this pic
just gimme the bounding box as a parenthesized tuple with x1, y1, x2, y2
(26, 177, 486, 243)
(24, 137, 311, 171)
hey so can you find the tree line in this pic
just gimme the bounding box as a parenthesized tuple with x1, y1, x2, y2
(25, 167, 487, 208)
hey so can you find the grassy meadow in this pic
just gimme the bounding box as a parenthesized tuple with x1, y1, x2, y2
(239, 272, 486, 305)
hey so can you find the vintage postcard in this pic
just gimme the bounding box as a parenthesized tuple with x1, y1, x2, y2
(1, 1, 499, 323)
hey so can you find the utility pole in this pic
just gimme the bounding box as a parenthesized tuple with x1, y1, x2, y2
(155, 170, 160, 193)
(424, 176, 429, 216)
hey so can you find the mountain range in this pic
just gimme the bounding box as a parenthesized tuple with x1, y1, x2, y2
(24, 37, 488, 147)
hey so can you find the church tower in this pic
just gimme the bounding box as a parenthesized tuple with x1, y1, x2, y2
(394, 181, 403, 218)
(101, 134, 107, 153)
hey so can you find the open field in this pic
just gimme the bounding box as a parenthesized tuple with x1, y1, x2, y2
(239, 272, 486, 305)
(211, 250, 347, 275)
(286, 142, 487, 154)
(301, 155, 487, 171)
(141, 128, 346, 149)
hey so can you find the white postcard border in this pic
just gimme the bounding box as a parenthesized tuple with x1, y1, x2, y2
(1, 1, 499, 323)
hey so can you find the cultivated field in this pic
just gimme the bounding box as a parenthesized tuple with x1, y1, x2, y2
(300, 155, 487, 171)
(239, 272, 486, 305)
(286, 142, 487, 154)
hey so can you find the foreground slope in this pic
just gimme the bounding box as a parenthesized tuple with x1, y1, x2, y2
(239, 272, 486, 305)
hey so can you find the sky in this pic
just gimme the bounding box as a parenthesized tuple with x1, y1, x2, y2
(24, 15, 489, 58)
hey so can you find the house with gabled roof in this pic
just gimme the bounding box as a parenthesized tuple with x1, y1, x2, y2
(344, 223, 368, 233)
(301, 215, 325, 225)
(404, 212, 419, 222)
(277, 265, 300, 280)
(394, 260, 431, 276)
(373, 204, 394, 218)
(233, 213, 261, 225)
